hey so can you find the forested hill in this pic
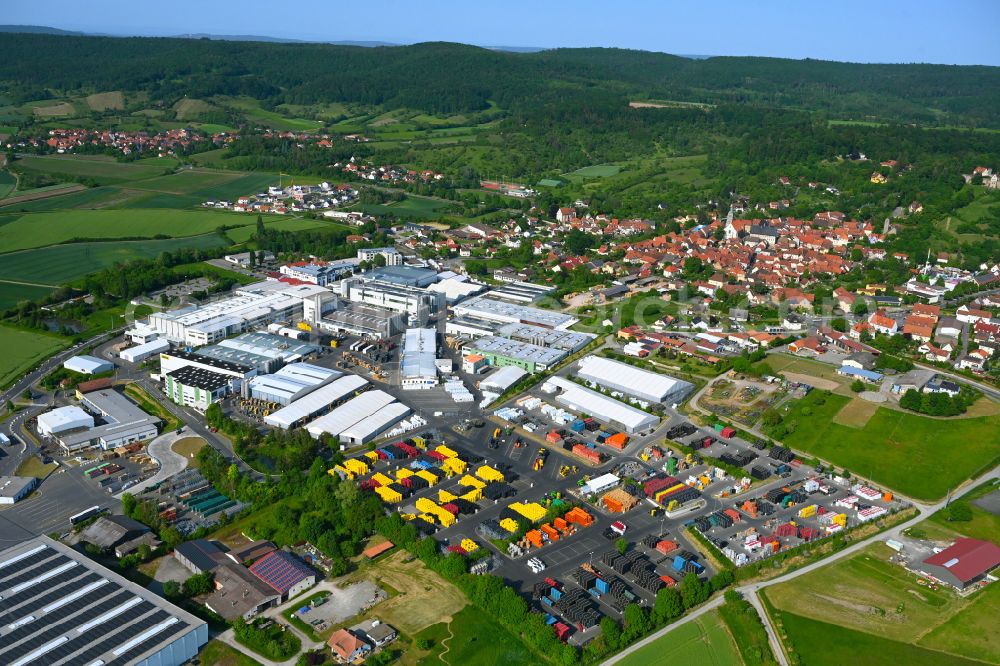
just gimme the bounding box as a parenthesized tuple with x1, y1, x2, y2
(1, 33, 999, 126)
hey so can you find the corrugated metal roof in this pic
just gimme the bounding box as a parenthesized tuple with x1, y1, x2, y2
(339, 402, 412, 442)
(304, 390, 395, 438)
(264, 375, 367, 428)
(546, 377, 658, 433)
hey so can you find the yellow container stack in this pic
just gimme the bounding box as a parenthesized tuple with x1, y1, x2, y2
(509, 502, 547, 523)
(476, 465, 505, 483)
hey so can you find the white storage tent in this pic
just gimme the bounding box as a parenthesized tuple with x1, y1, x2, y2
(263, 374, 366, 429)
(304, 390, 395, 439)
(339, 402, 412, 445)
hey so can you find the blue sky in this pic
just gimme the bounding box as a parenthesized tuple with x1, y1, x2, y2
(6, 0, 1000, 66)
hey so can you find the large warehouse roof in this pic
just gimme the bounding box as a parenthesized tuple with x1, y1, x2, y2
(452, 295, 578, 330)
(576, 355, 693, 404)
(339, 402, 412, 443)
(546, 376, 659, 434)
(63, 355, 113, 375)
(305, 390, 396, 439)
(263, 374, 367, 429)
(0, 536, 207, 666)
(248, 363, 340, 405)
(36, 405, 94, 435)
(401, 328, 437, 380)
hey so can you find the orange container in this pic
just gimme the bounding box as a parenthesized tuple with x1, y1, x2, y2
(883, 492, 893, 502)
(526, 530, 543, 548)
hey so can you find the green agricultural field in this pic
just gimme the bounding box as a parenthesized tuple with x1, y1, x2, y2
(357, 195, 457, 220)
(0, 324, 68, 388)
(0, 235, 230, 286)
(127, 169, 244, 195)
(188, 148, 230, 168)
(11, 154, 170, 183)
(225, 217, 333, 243)
(0, 209, 254, 252)
(0, 170, 15, 199)
(776, 390, 1000, 500)
(0, 186, 141, 213)
(0, 281, 56, 309)
(617, 611, 741, 666)
(773, 609, 982, 666)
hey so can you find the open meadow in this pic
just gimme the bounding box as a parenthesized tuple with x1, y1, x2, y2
(776, 390, 1000, 500)
(0, 325, 68, 388)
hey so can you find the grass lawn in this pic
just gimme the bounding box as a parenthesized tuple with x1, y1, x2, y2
(918, 580, 1000, 663)
(0, 324, 68, 388)
(918, 479, 1000, 543)
(0, 209, 253, 252)
(15, 455, 60, 479)
(410, 606, 536, 666)
(12, 154, 170, 183)
(0, 235, 230, 286)
(197, 639, 263, 666)
(124, 382, 182, 432)
(0, 281, 56, 309)
(617, 610, 740, 666)
(171, 437, 206, 468)
(777, 390, 1000, 500)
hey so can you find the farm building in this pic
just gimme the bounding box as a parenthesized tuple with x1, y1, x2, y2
(248, 549, 316, 600)
(0, 536, 208, 666)
(63, 354, 113, 375)
(917, 537, 1000, 589)
(544, 376, 659, 435)
(575, 355, 693, 404)
(836, 365, 884, 383)
(205, 562, 279, 621)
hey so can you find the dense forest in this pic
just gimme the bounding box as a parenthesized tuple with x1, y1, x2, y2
(1, 34, 999, 126)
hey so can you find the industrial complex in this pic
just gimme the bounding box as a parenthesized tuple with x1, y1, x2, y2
(0, 537, 208, 666)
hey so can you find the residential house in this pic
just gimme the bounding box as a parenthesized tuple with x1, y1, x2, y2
(328, 629, 371, 662)
(868, 309, 898, 336)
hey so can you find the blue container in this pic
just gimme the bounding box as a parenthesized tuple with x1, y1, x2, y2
(550, 587, 563, 600)
(589, 587, 601, 598)
(546, 614, 558, 625)
(595, 578, 610, 594)
(542, 595, 553, 606)
(673, 555, 687, 572)
(380, 448, 394, 460)
(571, 420, 586, 432)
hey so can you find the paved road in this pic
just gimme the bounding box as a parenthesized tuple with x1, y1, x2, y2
(118, 429, 190, 497)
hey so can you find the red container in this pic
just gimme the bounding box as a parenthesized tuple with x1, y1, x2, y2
(442, 502, 459, 515)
